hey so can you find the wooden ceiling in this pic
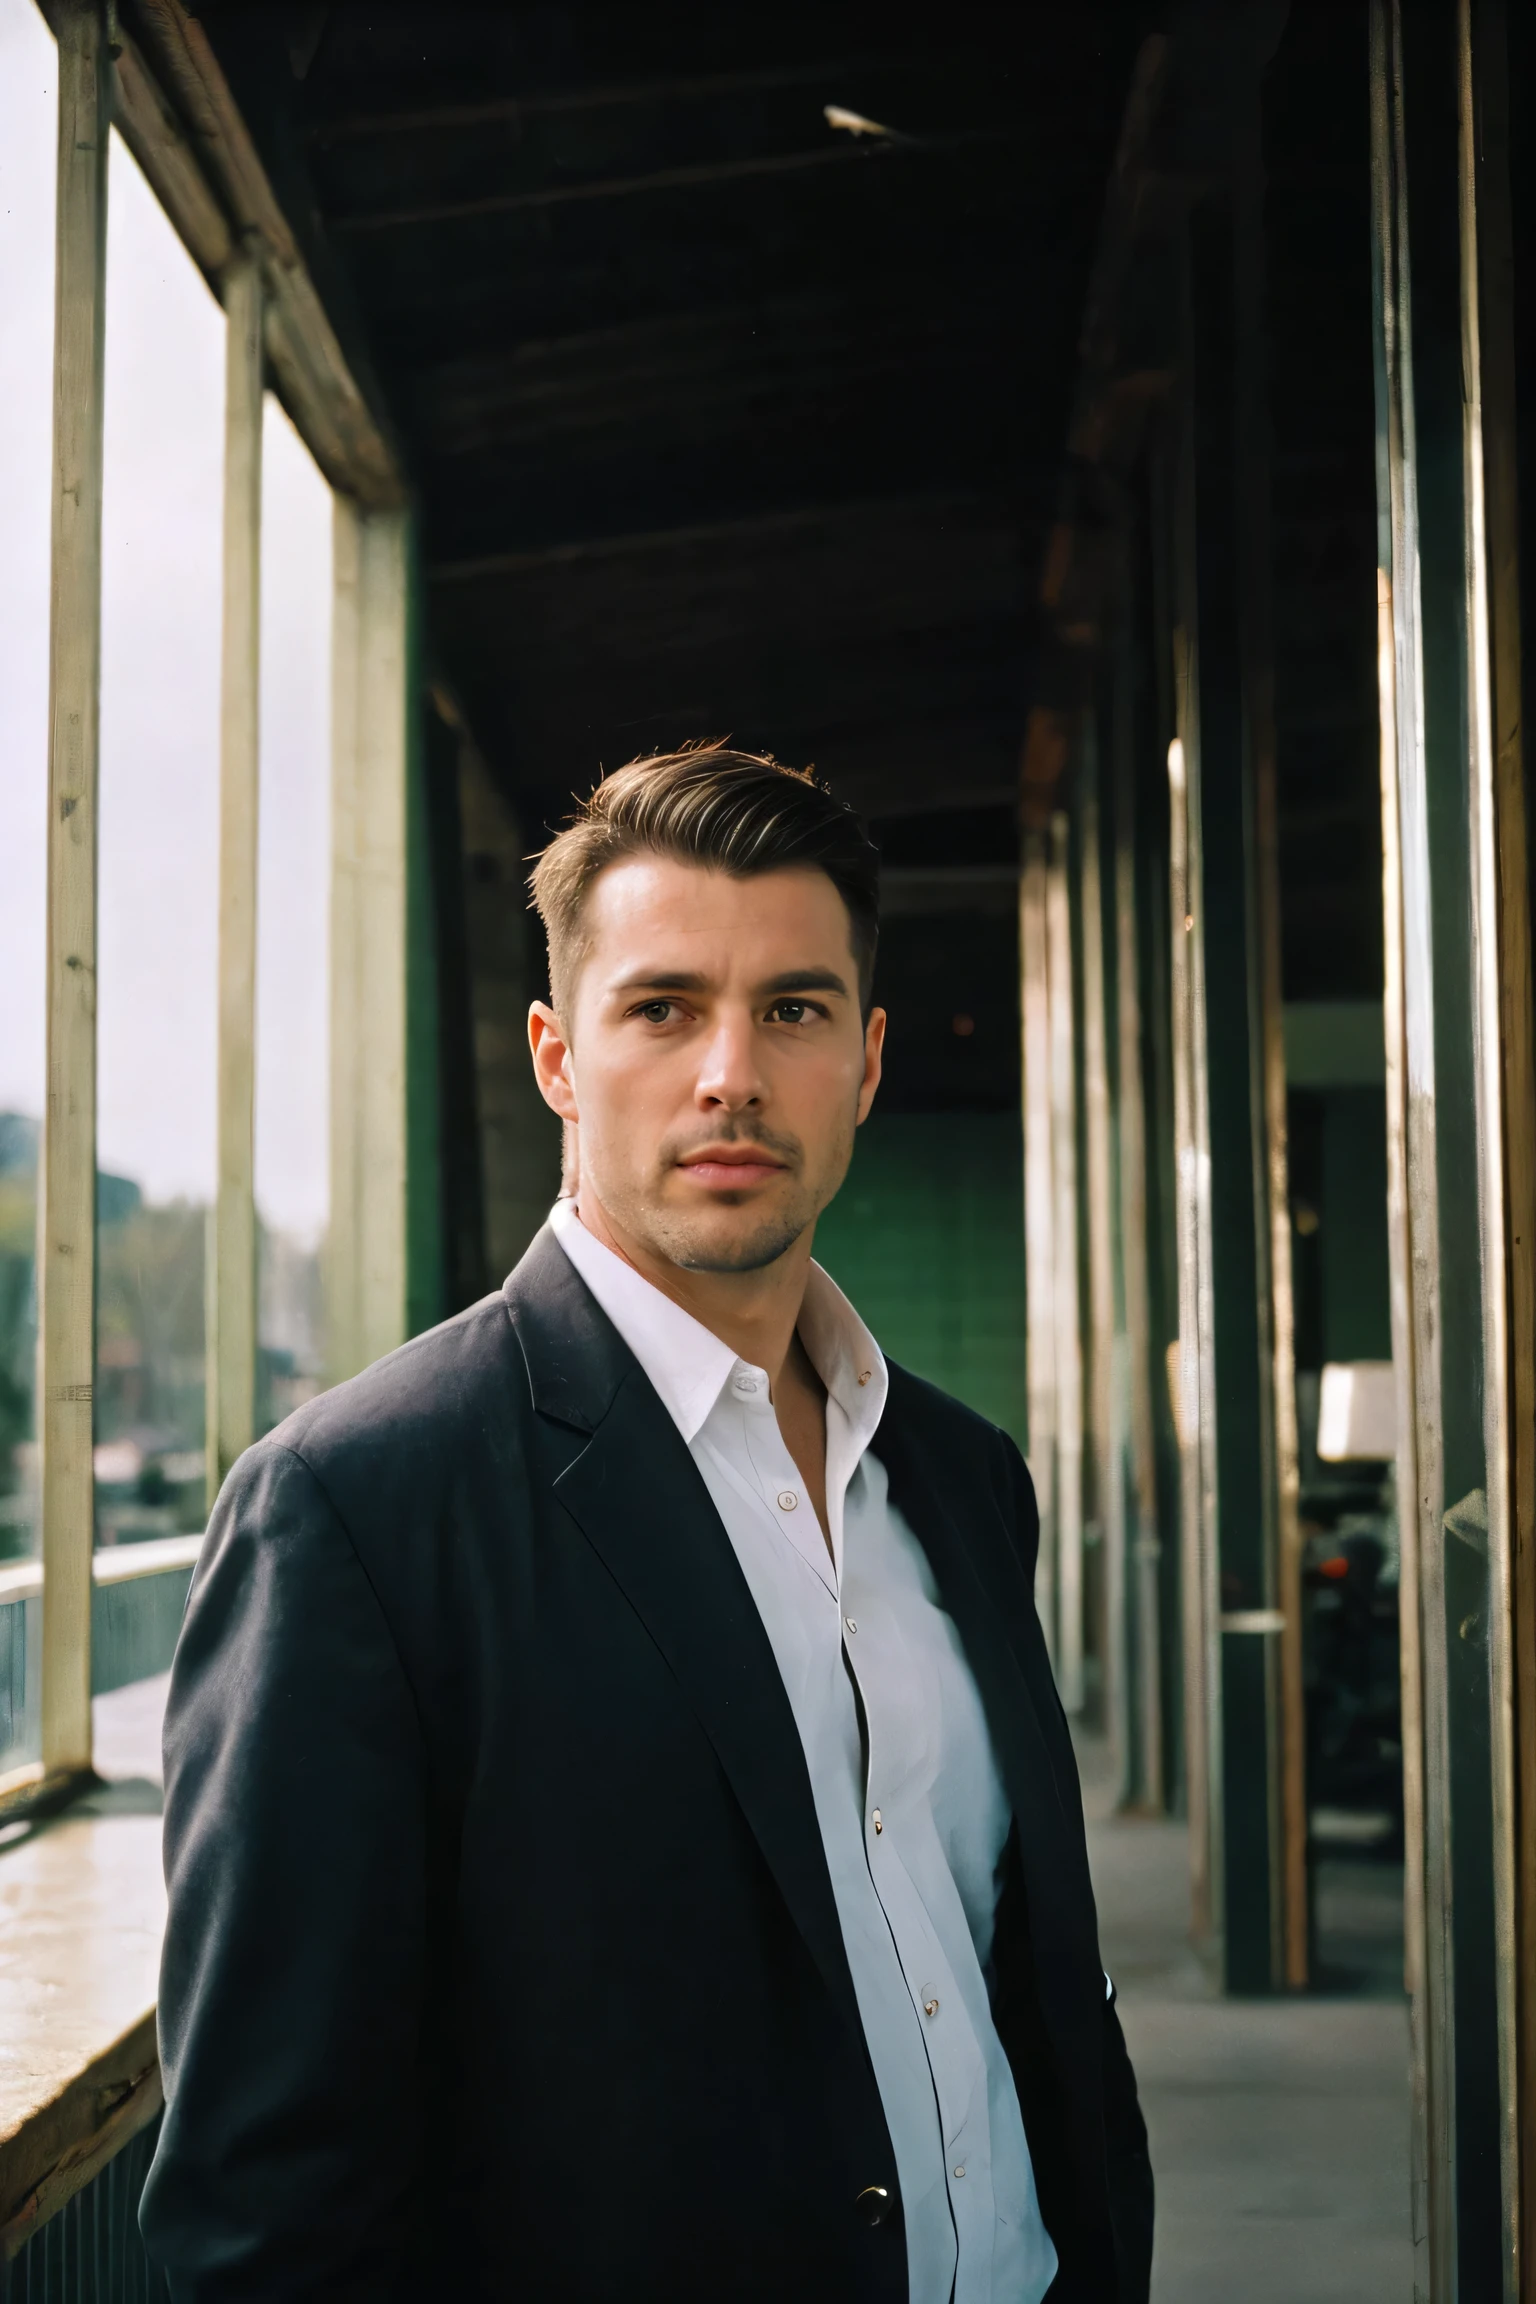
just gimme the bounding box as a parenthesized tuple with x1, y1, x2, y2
(190, 4, 1149, 847)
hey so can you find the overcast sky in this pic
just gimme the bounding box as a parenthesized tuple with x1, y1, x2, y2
(0, 0, 332, 1240)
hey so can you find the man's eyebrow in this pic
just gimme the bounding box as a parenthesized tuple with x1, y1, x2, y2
(760, 968, 852, 999)
(611, 970, 712, 995)
(607, 966, 853, 999)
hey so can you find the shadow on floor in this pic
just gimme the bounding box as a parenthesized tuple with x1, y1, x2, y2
(1075, 1731, 1413, 2304)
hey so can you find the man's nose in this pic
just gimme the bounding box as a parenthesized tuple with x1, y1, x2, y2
(694, 1012, 765, 1110)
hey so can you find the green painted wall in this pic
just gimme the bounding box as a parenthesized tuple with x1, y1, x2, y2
(812, 1111, 1026, 1447)
(1320, 1088, 1392, 1363)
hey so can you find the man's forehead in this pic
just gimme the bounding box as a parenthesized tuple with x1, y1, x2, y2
(585, 856, 855, 956)
(587, 853, 837, 910)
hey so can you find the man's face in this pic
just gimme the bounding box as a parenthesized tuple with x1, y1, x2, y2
(531, 857, 884, 1274)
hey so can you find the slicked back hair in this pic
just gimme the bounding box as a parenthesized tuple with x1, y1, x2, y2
(529, 742, 880, 1023)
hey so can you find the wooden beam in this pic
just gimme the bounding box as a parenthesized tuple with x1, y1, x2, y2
(109, 24, 233, 278)
(38, 0, 110, 1785)
(428, 488, 1010, 585)
(123, 0, 404, 506)
(310, 55, 927, 143)
(207, 250, 263, 1506)
(331, 128, 1010, 234)
(328, 503, 411, 1381)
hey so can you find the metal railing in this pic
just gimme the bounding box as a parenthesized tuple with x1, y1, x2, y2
(0, 1536, 200, 1793)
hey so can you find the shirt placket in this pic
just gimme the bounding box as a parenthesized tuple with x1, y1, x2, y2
(851, 1658, 993, 2292)
(727, 1361, 990, 2298)
(729, 1363, 838, 1598)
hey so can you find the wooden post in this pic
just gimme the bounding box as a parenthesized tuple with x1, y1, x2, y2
(1174, 142, 1292, 1993)
(328, 500, 411, 1381)
(1458, 0, 1531, 2276)
(1166, 710, 1219, 1950)
(207, 248, 263, 1505)
(1167, 259, 1224, 1952)
(1080, 742, 1126, 1778)
(1370, 10, 1451, 2274)
(1048, 810, 1085, 1715)
(1230, 54, 1306, 1993)
(1371, 0, 1535, 2282)
(1113, 579, 1165, 1811)
(1020, 831, 1058, 1668)
(37, 1, 109, 1786)
(455, 732, 562, 1277)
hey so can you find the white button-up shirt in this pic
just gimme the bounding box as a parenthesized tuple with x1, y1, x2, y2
(550, 1198, 1057, 2304)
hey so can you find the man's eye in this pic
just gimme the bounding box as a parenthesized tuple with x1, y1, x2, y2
(636, 1000, 677, 1024)
(770, 1000, 811, 1024)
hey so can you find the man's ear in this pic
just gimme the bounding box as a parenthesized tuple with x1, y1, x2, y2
(856, 1005, 886, 1125)
(529, 1002, 579, 1123)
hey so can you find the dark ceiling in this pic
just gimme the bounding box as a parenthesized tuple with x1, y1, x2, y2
(192, 4, 1150, 852)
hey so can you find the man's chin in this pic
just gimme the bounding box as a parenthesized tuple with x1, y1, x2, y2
(663, 1210, 809, 1276)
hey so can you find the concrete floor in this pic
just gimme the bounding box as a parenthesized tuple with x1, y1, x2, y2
(1079, 1737, 1414, 2302)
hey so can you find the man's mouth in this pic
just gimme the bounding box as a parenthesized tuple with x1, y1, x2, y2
(675, 1146, 789, 1189)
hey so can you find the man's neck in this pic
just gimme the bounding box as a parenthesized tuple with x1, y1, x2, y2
(572, 1190, 812, 1394)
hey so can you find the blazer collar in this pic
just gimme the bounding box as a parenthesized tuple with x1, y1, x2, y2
(501, 1225, 632, 1432)
(502, 1227, 865, 2036)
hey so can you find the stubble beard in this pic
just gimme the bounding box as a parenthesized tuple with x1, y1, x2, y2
(592, 1114, 849, 1276)
(662, 1198, 815, 1275)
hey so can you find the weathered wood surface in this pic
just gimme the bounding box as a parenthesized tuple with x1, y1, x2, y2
(0, 1815, 165, 2254)
(208, 251, 264, 1502)
(39, 0, 110, 1782)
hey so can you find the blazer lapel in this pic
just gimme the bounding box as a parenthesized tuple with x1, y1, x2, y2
(504, 1232, 862, 2035)
(873, 1384, 1106, 2033)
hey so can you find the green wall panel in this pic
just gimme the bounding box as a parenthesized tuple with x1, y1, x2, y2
(813, 1112, 1026, 1448)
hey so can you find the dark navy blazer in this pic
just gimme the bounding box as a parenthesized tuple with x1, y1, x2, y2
(141, 1228, 1152, 2301)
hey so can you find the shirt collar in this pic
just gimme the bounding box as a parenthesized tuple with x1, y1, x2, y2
(547, 1196, 887, 1449)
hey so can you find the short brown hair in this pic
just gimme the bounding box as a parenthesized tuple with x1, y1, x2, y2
(529, 742, 880, 1020)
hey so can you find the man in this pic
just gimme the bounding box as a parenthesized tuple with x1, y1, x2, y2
(142, 745, 1152, 2301)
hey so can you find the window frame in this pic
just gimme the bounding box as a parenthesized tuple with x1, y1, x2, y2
(4, 0, 409, 1812)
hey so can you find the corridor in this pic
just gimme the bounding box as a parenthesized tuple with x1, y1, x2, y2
(2, 0, 1534, 2291)
(1080, 1735, 1412, 2303)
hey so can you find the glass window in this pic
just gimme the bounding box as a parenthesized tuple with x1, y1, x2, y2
(255, 394, 333, 1434)
(94, 128, 223, 1548)
(0, 0, 55, 1795)
(0, 0, 58, 1583)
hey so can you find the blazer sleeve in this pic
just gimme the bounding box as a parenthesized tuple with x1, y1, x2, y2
(1103, 1991, 1155, 2303)
(995, 1428, 1156, 2303)
(140, 1441, 427, 2302)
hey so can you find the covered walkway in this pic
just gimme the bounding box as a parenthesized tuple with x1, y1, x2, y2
(1080, 1732, 1411, 2302)
(3, 0, 1536, 2293)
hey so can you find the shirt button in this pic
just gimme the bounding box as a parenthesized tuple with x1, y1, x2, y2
(844, 1616, 857, 1635)
(733, 1373, 760, 1394)
(858, 1369, 872, 1386)
(872, 1808, 883, 1834)
(953, 2164, 966, 2180)
(923, 1995, 939, 2017)
(777, 1490, 798, 1511)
